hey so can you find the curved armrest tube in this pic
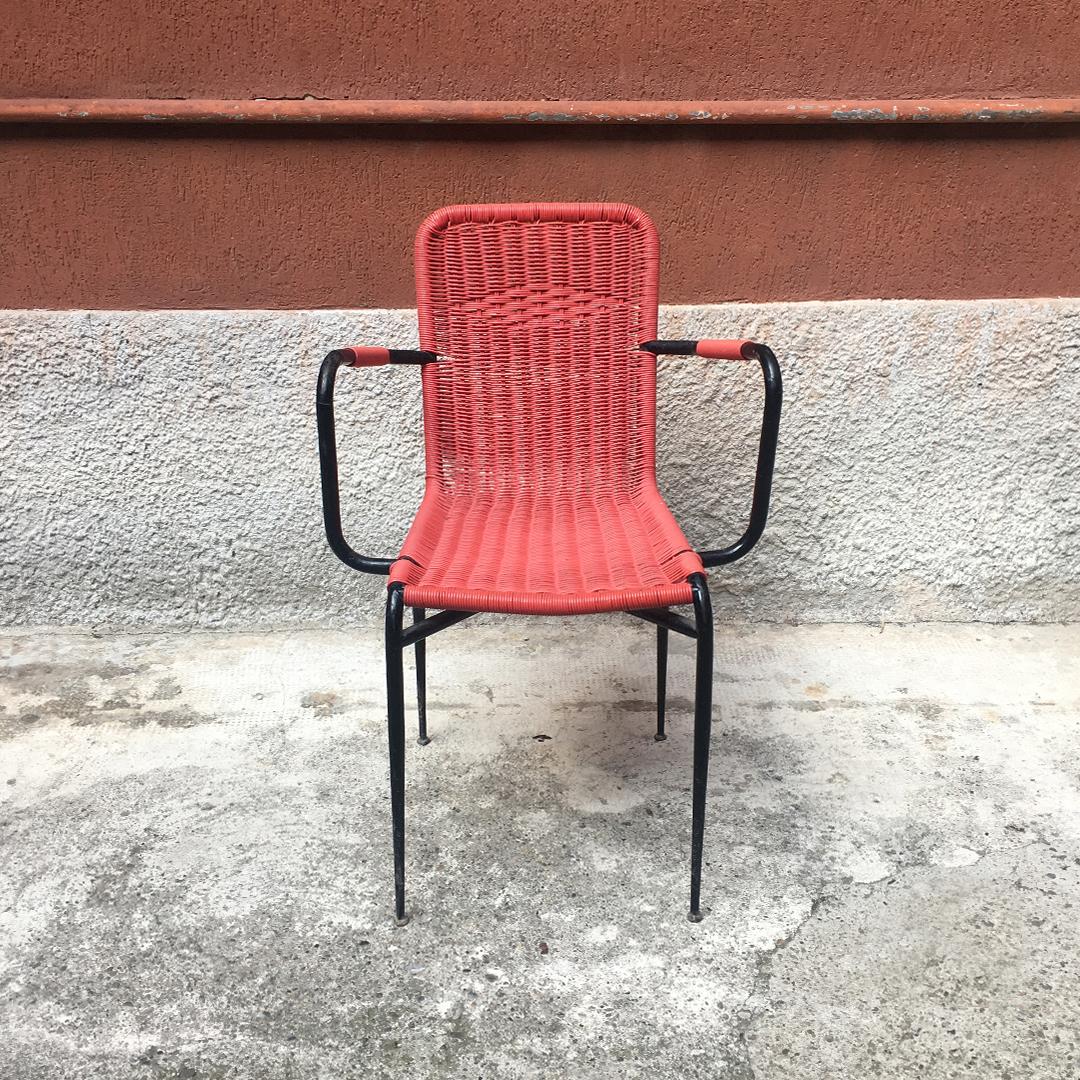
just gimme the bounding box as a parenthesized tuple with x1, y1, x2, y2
(696, 344, 783, 567)
(315, 351, 395, 575)
(329, 346, 438, 367)
(640, 339, 755, 361)
(643, 338, 783, 567)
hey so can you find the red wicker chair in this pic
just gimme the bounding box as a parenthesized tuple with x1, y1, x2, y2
(317, 203, 782, 924)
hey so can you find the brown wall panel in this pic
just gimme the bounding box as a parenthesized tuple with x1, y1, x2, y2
(2, 125, 1078, 309)
(4, 0, 1079, 100)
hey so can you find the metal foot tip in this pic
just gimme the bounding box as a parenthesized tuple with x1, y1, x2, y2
(688, 910, 704, 923)
(394, 913, 411, 927)
(654, 732, 667, 742)
(417, 736, 431, 746)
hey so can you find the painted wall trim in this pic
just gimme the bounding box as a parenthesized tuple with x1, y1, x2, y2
(2, 97, 1080, 125)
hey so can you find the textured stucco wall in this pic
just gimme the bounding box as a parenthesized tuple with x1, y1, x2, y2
(7, 0, 1077, 99)
(2, 299, 1077, 629)
(6, 131, 1080, 309)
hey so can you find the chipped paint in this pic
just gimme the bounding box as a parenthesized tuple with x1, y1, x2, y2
(832, 107, 900, 121)
(961, 106, 1050, 121)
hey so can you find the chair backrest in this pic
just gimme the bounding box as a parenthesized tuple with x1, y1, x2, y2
(415, 202, 661, 500)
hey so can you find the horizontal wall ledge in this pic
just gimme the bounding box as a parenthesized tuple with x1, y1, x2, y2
(2, 96, 1080, 126)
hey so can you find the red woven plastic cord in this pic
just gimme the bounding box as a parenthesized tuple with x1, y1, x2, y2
(390, 202, 704, 615)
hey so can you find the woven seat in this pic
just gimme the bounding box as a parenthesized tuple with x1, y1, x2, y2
(390, 491, 703, 615)
(388, 201, 700, 615)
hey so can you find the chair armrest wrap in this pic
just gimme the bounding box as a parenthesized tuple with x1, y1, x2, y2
(329, 346, 437, 367)
(695, 339, 756, 361)
(639, 339, 754, 360)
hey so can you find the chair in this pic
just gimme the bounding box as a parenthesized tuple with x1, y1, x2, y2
(317, 203, 781, 924)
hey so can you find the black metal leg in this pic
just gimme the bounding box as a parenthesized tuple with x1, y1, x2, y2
(385, 585, 409, 925)
(688, 574, 714, 922)
(655, 625, 669, 741)
(413, 606, 429, 745)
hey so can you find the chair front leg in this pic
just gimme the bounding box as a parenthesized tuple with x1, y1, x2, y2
(385, 584, 409, 925)
(688, 573, 714, 921)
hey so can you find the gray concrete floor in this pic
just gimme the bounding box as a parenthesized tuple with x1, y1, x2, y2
(1, 621, 1078, 1079)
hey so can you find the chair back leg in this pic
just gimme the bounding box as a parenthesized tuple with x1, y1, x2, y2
(413, 606, 429, 744)
(688, 574, 714, 921)
(655, 625, 669, 741)
(385, 585, 409, 925)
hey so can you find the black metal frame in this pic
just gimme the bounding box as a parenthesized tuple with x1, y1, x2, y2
(316, 350, 394, 574)
(640, 341, 783, 566)
(316, 339, 782, 925)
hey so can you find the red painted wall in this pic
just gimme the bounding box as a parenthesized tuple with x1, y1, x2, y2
(6, 0, 1077, 99)
(3, 126, 1078, 308)
(2, 1, 1078, 308)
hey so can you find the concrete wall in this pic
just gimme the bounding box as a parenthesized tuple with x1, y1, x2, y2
(3, 299, 1077, 629)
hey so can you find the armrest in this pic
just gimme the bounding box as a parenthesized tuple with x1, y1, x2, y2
(640, 339, 756, 361)
(641, 339, 783, 568)
(316, 347, 433, 575)
(328, 346, 438, 367)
